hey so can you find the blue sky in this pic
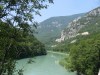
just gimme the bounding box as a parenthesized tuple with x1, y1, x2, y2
(35, 0, 100, 22)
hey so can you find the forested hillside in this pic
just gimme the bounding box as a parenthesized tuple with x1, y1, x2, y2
(60, 32, 100, 75)
(53, 7, 100, 52)
(35, 13, 84, 47)
(53, 7, 100, 75)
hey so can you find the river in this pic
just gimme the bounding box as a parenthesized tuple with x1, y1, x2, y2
(16, 52, 76, 75)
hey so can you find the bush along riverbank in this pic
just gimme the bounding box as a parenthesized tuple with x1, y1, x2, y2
(59, 33, 100, 75)
(0, 21, 47, 75)
(0, 21, 47, 60)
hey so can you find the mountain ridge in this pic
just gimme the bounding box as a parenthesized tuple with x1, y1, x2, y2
(35, 13, 85, 46)
(56, 7, 100, 42)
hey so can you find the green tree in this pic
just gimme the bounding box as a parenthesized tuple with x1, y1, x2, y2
(0, 0, 53, 75)
(64, 33, 100, 75)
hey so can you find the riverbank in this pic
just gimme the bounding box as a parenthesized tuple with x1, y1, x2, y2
(47, 51, 68, 56)
(47, 51, 70, 70)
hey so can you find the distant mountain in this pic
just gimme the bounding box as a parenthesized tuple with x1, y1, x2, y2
(57, 7, 100, 42)
(53, 7, 100, 52)
(35, 13, 85, 46)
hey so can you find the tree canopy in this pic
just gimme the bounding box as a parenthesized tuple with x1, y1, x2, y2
(62, 33, 100, 75)
(0, 0, 53, 29)
(0, 0, 53, 75)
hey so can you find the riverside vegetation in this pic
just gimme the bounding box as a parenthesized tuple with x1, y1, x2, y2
(0, 0, 53, 75)
(54, 7, 100, 75)
(0, 0, 100, 75)
(60, 32, 100, 75)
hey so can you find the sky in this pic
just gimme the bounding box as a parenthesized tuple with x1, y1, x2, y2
(35, 0, 100, 22)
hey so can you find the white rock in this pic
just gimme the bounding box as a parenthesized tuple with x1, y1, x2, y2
(55, 30, 65, 42)
(70, 39, 77, 43)
(81, 32, 89, 35)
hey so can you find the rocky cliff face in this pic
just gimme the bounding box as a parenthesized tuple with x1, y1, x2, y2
(57, 7, 100, 42)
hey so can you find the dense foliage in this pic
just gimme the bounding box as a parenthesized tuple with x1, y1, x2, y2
(54, 7, 100, 75)
(60, 33, 100, 75)
(0, 21, 46, 75)
(0, 0, 53, 75)
(0, 0, 53, 24)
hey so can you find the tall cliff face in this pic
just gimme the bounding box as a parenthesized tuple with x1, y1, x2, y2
(58, 7, 100, 41)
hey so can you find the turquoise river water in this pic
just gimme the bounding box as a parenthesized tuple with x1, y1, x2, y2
(16, 52, 76, 75)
